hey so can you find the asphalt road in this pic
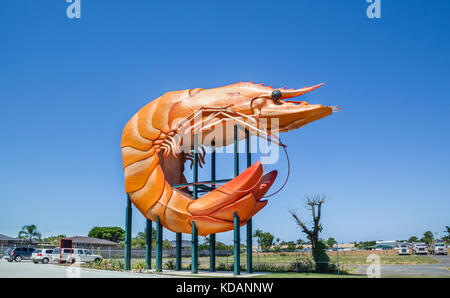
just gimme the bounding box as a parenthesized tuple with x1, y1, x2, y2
(0, 259, 174, 278)
(354, 254, 450, 277)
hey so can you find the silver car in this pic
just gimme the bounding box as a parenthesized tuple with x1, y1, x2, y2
(31, 249, 54, 264)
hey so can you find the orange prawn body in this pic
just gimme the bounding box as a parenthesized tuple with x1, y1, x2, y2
(121, 82, 333, 236)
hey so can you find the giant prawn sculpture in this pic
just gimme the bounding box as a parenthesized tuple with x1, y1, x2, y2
(121, 82, 336, 236)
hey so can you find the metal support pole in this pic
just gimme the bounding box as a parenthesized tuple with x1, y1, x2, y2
(145, 219, 152, 270)
(124, 195, 132, 270)
(176, 233, 182, 271)
(234, 125, 239, 176)
(191, 134, 199, 274)
(210, 140, 216, 272)
(191, 221, 198, 273)
(234, 212, 240, 275)
(233, 125, 240, 275)
(245, 129, 253, 273)
(156, 216, 163, 272)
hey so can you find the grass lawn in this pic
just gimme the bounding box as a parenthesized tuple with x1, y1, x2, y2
(125, 253, 437, 270)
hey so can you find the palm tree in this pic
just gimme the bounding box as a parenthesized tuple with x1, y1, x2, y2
(18, 225, 41, 243)
(253, 229, 264, 252)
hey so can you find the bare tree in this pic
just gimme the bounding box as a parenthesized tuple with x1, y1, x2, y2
(289, 194, 329, 272)
(289, 194, 326, 249)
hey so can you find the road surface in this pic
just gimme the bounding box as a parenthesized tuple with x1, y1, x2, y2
(0, 259, 175, 278)
(354, 254, 450, 277)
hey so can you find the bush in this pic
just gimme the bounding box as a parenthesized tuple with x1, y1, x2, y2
(86, 259, 124, 271)
(134, 261, 145, 271)
(165, 260, 176, 269)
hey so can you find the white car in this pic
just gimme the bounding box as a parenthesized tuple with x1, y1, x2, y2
(413, 243, 428, 255)
(31, 249, 54, 264)
(398, 244, 410, 255)
(52, 248, 103, 264)
(430, 243, 448, 255)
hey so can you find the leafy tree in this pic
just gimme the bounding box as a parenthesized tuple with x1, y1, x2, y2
(88, 227, 125, 243)
(199, 236, 210, 250)
(326, 237, 337, 249)
(163, 239, 173, 249)
(290, 194, 330, 272)
(355, 241, 376, 250)
(131, 236, 146, 248)
(253, 229, 275, 252)
(18, 225, 41, 242)
(408, 236, 419, 243)
(442, 226, 450, 242)
(286, 241, 296, 252)
(216, 241, 232, 250)
(130, 228, 159, 248)
(421, 231, 434, 244)
(43, 235, 66, 246)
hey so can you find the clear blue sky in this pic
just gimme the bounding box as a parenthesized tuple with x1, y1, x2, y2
(1, 1, 449, 244)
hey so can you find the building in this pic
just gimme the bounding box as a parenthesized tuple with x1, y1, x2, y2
(0, 234, 40, 246)
(369, 244, 394, 250)
(375, 240, 403, 248)
(66, 236, 119, 249)
(0, 234, 22, 246)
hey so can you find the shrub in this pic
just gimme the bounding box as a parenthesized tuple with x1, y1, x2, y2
(134, 261, 145, 271)
(165, 260, 176, 269)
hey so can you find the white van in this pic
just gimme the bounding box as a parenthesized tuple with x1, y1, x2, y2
(52, 248, 103, 264)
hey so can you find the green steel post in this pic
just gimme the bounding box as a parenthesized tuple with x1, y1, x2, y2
(145, 219, 152, 269)
(124, 195, 132, 270)
(234, 125, 239, 176)
(246, 129, 253, 273)
(191, 221, 198, 274)
(233, 126, 240, 275)
(234, 212, 240, 275)
(191, 134, 199, 274)
(156, 216, 163, 272)
(209, 234, 216, 272)
(210, 140, 216, 272)
(176, 233, 182, 270)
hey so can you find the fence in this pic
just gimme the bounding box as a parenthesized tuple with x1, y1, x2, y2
(94, 248, 233, 260)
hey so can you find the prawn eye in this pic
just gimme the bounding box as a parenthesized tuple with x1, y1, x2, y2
(271, 90, 282, 101)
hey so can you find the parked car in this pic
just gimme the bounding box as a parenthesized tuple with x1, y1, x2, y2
(398, 244, 410, 255)
(31, 249, 54, 264)
(2, 247, 35, 262)
(413, 243, 428, 255)
(51, 248, 103, 264)
(429, 243, 448, 255)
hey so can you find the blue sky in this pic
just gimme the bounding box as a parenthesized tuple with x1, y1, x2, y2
(0, 1, 449, 244)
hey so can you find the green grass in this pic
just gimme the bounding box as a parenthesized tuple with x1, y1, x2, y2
(327, 254, 439, 265)
(127, 253, 437, 269)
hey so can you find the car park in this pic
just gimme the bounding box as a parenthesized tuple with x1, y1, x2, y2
(2, 247, 35, 262)
(31, 249, 54, 264)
